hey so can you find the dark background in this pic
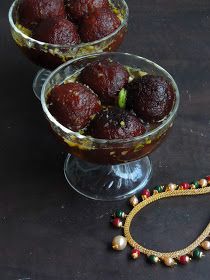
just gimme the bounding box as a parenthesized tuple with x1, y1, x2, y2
(1, 0, 210, 279)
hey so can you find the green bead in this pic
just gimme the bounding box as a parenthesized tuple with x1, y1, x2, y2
(191, 181, 199, 189)
(154, 185, 164, 193)
(193, 248, 203, 259)
(148, 255, 159, 264)
(115, 210, 124, 218)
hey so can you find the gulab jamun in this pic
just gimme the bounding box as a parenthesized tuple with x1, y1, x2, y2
(126, 75, 175, 122)
(33, 18, 80, 45)
(48, 82, 101, 131)
(80, 59, 129, 105)
(18, 0, 66, 29)
(65, 0, 109, 22)
(88, 107, 146, 139)
(79, 8, 121, 42)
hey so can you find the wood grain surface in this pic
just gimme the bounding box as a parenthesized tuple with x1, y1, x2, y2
(1, 0, 210, 279)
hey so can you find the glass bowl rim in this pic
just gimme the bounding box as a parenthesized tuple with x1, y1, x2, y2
(41, 52, 180, 145)
(8, 0, 129, 49)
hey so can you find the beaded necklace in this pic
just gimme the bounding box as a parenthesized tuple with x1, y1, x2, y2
(111, 176, 210, 267)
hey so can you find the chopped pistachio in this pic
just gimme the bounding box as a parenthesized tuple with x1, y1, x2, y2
(16, 23, 32, 37)
(63, 137, 94, 151)
(134, 143, 145, 152)
(145, 138, 152, 144)
(139, 70, 148, 77)
(118, 88, 127, 109)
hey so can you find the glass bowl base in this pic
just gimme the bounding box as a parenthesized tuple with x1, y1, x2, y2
(64, 155, 152, 201)
(33, 69, 51, 100)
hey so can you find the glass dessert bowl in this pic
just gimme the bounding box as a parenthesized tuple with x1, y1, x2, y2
(8, 0, 128, 99)
(41, 52, 180, 201)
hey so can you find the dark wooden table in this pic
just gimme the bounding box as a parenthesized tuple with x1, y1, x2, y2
(1, 1, 210, 279)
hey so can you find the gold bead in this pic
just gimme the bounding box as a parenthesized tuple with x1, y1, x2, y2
(198, 179, 208, 188)
(153, 190, 159, 195)
(129, 195, 139, 207)
(131, 252, 139, 259)
(166, 183, 177, 192)
(162, 257, 176, 267)
(201, 240, 210, 250)
(141, 195, 147, 201)
(112, 235, 127, 251)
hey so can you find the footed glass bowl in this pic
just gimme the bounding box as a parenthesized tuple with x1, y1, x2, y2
(8, 0, 128, 99)
(41, 52, 180, 201)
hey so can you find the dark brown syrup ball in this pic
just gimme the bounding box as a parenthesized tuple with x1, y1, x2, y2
(80, 59, 129, 105)
(88, 107, 146, 139)
(79, 8, 121, 42)
(65, 0, 109, 22)
(127, 75, 175, 122)
(48, 82, 101, 131)
(33, 18, 80, 45)
(18, 0, 66, 29)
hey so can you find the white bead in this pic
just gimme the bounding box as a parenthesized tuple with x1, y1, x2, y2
(199, 179, 208, 188)
(112, 235, 127, 251)
(201, 241, 210, 250)
(129, 195, 139, 207)
(166, 183, 177, 191)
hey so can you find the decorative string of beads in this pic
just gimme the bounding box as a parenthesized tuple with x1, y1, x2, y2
(110, 175, 210, 267)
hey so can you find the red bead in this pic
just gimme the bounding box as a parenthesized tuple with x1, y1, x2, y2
(179, 255, 190, 264)
(131, 249, 141, 259)
(180, 182, 190, 190)
(206, 175, 210, 183)
(142, 189, 150, 198)
(112, 218, 122, 228)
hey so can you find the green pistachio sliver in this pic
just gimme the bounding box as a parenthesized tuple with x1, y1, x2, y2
(16, 23, 32, 37)
(145, 137, 152, 144)
(118, 88, 127, 109)
(134, 143, 145, 152)
(78, 129, 85, 135)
